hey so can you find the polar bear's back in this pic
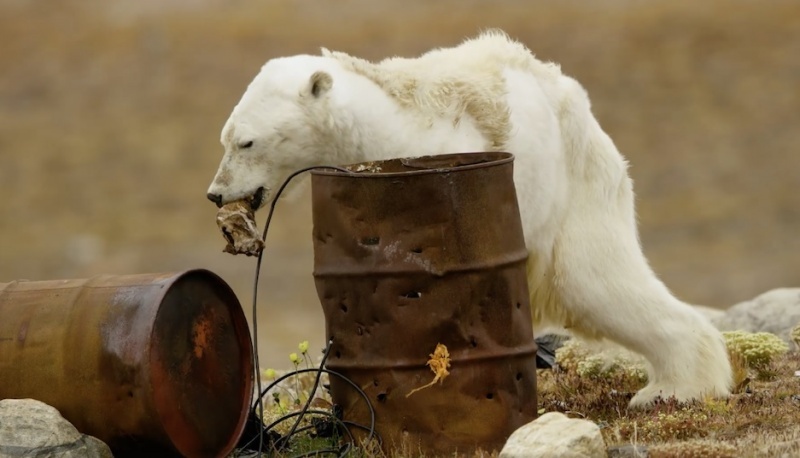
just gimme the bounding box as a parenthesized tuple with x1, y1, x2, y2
(379, 30, 560, 81)
(324, 31, 563, 150)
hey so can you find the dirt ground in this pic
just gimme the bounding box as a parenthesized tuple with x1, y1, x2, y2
(1, 0, 799, 368)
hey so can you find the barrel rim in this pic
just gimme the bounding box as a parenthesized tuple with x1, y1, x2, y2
(147, 268, 254, 458)
(310, 152, 514, 178)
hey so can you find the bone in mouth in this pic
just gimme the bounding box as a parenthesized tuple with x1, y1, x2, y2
(216, 200, 264, 256)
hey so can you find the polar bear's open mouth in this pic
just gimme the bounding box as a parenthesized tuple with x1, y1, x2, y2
(244, 187, 266, 211)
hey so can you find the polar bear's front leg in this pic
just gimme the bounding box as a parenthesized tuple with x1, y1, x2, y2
(544, 208, 733, 407)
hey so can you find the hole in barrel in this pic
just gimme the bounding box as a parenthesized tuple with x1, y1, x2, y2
(486, 393, 494, 400)
(340, 303, 348, 313)
(470, 337, 478, 348)
(403, 291, 422, 299)
(377, 393, 387, 403)
(360, 236, 380, 246)
(411, 247, 423, 254)
(516, 302, 522, 309)
(335, 350, 341, 359)
(516, 372, 523, 381)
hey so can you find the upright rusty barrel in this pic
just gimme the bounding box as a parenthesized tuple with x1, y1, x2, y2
(311, 152, 538, 455)
(0, 270, 253, 457)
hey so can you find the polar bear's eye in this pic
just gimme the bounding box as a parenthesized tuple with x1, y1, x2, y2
(239, 140, 254, 149)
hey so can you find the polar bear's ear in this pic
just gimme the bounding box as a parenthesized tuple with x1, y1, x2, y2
(309, 71, 333, 98)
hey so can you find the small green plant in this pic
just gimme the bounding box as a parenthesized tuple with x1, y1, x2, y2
(553, 338, 592, 372)
(615, 407, 710, 442)
(262, 367, 277, 380)
(723, 330, 788, 379)
(555, 338, 648, 384)
(791, 322, 800, 350)
(727, 348, 750, 393)
(244, 340, 394, 458)
(255, 342, 324, 423)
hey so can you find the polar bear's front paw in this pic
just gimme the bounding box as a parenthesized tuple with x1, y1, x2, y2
(628, 381, 729, 408)
(629, 384, 673, 408)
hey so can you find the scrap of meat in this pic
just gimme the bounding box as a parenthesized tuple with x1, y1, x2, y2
(216, 201, 264, 256)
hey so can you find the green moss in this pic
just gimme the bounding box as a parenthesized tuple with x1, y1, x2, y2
(723, 331, 788, 379)
(555, 339, 647, 384)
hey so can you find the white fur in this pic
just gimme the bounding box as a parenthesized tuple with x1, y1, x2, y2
(208, 31, 732, 407)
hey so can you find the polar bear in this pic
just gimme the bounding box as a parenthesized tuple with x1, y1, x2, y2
(206, 31, 732, 407)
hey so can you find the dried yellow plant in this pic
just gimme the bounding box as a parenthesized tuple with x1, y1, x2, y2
(406, 343, 451, 398)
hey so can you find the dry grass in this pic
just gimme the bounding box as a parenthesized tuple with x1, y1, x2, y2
(1, 0, 799, 367)
(246, 349, 800, 456)
(538, 350, 800, 456)
(3, 3, 798, 454)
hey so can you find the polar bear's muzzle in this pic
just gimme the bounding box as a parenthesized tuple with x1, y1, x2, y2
(206, 186, 265, 211)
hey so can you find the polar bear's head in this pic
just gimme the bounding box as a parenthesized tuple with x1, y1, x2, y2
(206, 55, 343, 210)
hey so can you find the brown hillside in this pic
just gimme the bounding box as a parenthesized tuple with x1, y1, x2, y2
(1, 0, 798, 366)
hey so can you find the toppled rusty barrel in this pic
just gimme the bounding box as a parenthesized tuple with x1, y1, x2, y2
(311, 152, 538, 454)
(0, 270, 253, 458)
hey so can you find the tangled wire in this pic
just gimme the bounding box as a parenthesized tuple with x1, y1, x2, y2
(234, 166, 380, 458)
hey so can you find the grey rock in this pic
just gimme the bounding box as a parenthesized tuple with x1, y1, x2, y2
(500, 412, 607, 458)
(713, 288, 800, 343)
(0, 398, 113, 458)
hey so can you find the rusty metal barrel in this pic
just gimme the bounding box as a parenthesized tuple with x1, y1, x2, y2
(0, 269, 253, 458)
(311, 152, 538, 455)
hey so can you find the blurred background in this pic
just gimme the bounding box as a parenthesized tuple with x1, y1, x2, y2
(1, 0, 798, 368)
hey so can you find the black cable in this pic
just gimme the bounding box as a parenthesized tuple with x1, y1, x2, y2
(246, 165, 354, 457)
(273, 339, 334, 450)
(263, 409, 355, 443)
(289, 450, 340, 458)
(254, 367, 377, 448)
(240, 366, 379, 455)
(240, 358, 379, 454)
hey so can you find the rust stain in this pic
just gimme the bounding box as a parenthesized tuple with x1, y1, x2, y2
(192, 316, 212, 359)
(311, 152, 538, 456)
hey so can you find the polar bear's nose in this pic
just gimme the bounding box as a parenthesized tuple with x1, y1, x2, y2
(207, 192, 223, 207)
